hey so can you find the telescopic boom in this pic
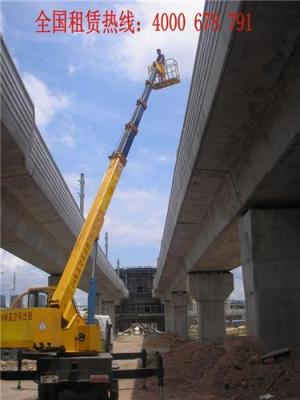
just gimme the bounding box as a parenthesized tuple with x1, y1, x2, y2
(50, 58, 180, 321)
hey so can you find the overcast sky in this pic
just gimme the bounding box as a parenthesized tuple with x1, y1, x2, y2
(0, 0, 245, 305)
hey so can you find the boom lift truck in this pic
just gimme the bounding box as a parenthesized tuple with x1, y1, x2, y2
(0, 56, 180, 399)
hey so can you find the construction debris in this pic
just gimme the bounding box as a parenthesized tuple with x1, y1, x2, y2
(261, 347, 290, 362)
(118, 323, 162, 336)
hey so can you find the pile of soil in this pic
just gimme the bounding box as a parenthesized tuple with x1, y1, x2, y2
(143, 332, 179, 352)
(158, 335, 300, 400)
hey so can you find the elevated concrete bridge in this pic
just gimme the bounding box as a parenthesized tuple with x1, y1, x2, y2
(154, 1, 300, 349)
(1, 37, 128, 314)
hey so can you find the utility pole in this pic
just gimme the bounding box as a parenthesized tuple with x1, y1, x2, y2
(12, 272, 16, 295)
(117, 258, 120, 276)
(78, 173, 85, 215)
(0, 270, 4, 301)
(10, 272, 16, 306)
(105, 232, 108, 259)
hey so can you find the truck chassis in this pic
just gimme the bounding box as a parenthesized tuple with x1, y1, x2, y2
(0, 349, 164, 400)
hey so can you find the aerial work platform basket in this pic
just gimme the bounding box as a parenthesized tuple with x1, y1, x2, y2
(148, 58, 180, 89)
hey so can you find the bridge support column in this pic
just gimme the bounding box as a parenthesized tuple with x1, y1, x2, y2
(95, 293, 102, 315)
(164, 300, 174, 332)
(48, 274, 61, 287)
(172, 292, 188, 338)
(189, 272, 233, 344)
(240, 209, 300, 349)
(103, 301, 115, 333)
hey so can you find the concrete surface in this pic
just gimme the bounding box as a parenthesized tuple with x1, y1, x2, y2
(189, 272, 233, 344)
(1, 36, 128, 302)
(164, 300, 173, 333)
(240, 208, 300, 349)
(103, 301, 116, 331)
(171, 292, 188, 338)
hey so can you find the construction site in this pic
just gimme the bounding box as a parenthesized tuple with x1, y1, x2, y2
(115, 267, 165, 333)
(1, 0, 300, 399)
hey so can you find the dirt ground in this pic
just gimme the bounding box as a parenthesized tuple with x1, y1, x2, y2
(1, 334, 300, 400)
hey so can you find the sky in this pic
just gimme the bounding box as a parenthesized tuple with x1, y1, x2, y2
(0, 0, 245, 305)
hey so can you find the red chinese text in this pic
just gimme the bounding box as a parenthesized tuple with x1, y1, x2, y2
(35, 9, 140, 34)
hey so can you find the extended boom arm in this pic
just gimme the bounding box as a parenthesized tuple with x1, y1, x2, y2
(50, 67, 160, 318)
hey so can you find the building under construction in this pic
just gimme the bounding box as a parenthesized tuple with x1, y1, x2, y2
(115, 267, 164, 332)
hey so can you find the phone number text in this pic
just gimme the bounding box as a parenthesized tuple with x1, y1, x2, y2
(152, 12, 252, 32)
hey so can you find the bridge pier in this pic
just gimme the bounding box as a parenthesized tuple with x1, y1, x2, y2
(103, 301, 115, 333)
(48, 274, 61, 287)
(189, 272, 233, 344)
(171, 292, 189, 338)
(164, 299, 174, 332)
(240, 209, 300, 349)
(95, 293, 102, 315)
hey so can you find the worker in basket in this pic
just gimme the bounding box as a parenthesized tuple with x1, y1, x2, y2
(155, 48, 166, 81)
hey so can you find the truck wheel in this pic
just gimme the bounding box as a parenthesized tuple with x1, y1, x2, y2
(103, 391, 109, 400)
(90, 384, 108, 400)
(100, 387, 109, 400)
(38, 384, 48, 400)
(110, 392, 118, 400)
(110, 380, 119, 400)
(48, 384, 59, 400)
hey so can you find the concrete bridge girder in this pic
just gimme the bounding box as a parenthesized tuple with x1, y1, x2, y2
(155, 1, 300, 347)
(1, 37, 128, 302)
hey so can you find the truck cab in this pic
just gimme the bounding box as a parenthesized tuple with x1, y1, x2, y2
(10, 287, 55, 309)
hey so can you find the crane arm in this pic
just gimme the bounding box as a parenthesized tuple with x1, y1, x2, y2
(50, 67, 159, 318)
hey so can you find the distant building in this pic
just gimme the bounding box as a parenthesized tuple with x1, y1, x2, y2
(115, 267, 164, 332)
(188, 298, 197, 319)
(188, 298, 246, 331)
(225, 299, 246, 326)
(0, 295, 6, 308)
(10, 295, 18, 306)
